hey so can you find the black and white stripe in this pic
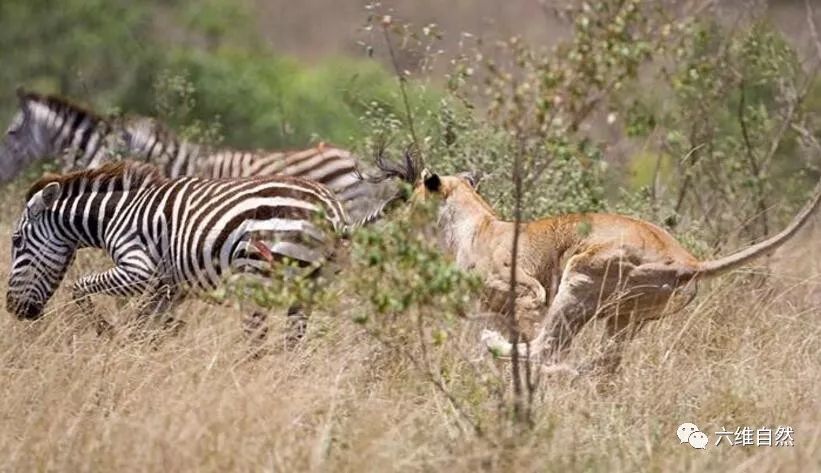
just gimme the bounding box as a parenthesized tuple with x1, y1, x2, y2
(6, 161, 348, 335)
(0, 88, 126, 182)
(121, 115, 397, 224)
(0, 90, 403, 224)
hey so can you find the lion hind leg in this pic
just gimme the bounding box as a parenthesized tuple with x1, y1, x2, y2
(578, 311, 649, 376)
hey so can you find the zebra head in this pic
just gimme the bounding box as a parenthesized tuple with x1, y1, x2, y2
(0, 88, 53, 183)
(6, 181, 76, 320)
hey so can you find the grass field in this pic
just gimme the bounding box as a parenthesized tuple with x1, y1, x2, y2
(0, 185, 819, 472)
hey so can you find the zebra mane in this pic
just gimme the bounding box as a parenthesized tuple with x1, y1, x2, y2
(26, 161, 166, 200)
(372, 147, 420, 185)
(18, 88, 108, 125)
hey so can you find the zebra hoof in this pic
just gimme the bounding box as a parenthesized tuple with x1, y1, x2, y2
(94, 318, 115, 337)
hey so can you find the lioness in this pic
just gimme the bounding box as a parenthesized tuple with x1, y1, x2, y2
(414, 172, 821, 374)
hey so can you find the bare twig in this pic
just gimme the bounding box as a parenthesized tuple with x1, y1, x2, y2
(673, 143, 705, 214)
(380, 18, 424, 170)
(367, 328, 491, 442)
(507, 131, 525, 425)
(805, 0, 821, 64)
(737, 81, 769, 237)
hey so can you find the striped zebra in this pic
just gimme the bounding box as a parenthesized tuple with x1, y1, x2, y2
(5, 160, 354, 342)
(0, 88, 123, 182)
(0, 89, 403, 224)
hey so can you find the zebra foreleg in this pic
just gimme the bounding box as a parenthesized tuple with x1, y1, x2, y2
(71, 287, 114, 336)
(72, 264, 155, 335)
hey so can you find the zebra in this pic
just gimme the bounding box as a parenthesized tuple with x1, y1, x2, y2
(5, 160, 354, 342)
(0, 88, 403, 224)
(119, 115, 397, 224)
(0, 88, 123, 182)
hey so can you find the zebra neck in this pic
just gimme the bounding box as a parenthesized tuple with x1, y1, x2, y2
(52, 186, 157, 255)
(29, 103, 109, 167)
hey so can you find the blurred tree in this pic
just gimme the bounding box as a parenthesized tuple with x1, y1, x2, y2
(0, 0, 155, 114)
(0, 0, 425, 151)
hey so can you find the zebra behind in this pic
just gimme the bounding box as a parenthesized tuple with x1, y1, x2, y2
(6, 161, 348, 332)
(0, 89, 403, 223)
(0, 88, 121, 182)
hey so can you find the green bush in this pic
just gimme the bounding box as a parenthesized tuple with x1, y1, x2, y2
(0, 0, 439, 152)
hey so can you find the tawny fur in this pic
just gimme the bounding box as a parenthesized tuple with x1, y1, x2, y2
(415, 174, 821, 374)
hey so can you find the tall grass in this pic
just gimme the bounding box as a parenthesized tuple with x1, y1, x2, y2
(0, 184, 818, 472)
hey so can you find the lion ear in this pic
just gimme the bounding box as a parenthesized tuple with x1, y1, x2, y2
(457, 170, 483, 189)
(424, 173, 442, 193)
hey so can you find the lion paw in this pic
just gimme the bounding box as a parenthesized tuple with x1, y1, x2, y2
(481, 329, 513, 358)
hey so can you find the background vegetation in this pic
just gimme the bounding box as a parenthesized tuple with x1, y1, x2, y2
(1, 0, 820, 471)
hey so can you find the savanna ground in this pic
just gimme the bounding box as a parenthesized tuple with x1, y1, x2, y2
(3, 0, 821, 471)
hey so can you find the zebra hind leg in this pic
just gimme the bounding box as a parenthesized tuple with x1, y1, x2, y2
(241, 311, 271, 359)
(138, 285, 185, 336)
(286, 304, 309, 348)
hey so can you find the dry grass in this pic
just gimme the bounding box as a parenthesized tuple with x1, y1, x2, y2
(0, 185, 820, 472)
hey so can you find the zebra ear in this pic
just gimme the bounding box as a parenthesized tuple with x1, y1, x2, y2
(16, 87, 32, 117)
(28, 182, 61, 216)
(41, 182, 61, 207)
(15, 86, 32, 107)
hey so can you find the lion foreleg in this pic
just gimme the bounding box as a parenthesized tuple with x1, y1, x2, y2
(484, 264, 600, 364)
(483, 268, 547, 339)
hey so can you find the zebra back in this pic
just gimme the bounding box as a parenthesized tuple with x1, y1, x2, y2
(119, 114, 406, 224)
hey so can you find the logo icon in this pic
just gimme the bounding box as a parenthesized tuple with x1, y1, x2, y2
(677, 423, 708, 449)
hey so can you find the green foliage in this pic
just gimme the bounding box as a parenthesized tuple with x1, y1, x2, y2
(367, 2, 820, 248)
(649, 19, 814, 245)
(360, 1, 653, 220)
(151, 69, 223, 146)
(215, 260, 335, 314)
(124, 50, 414, 148)
(0, 0, 433, 151)
(0, 0, 153, 115)
(346, 200, 481, 327)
